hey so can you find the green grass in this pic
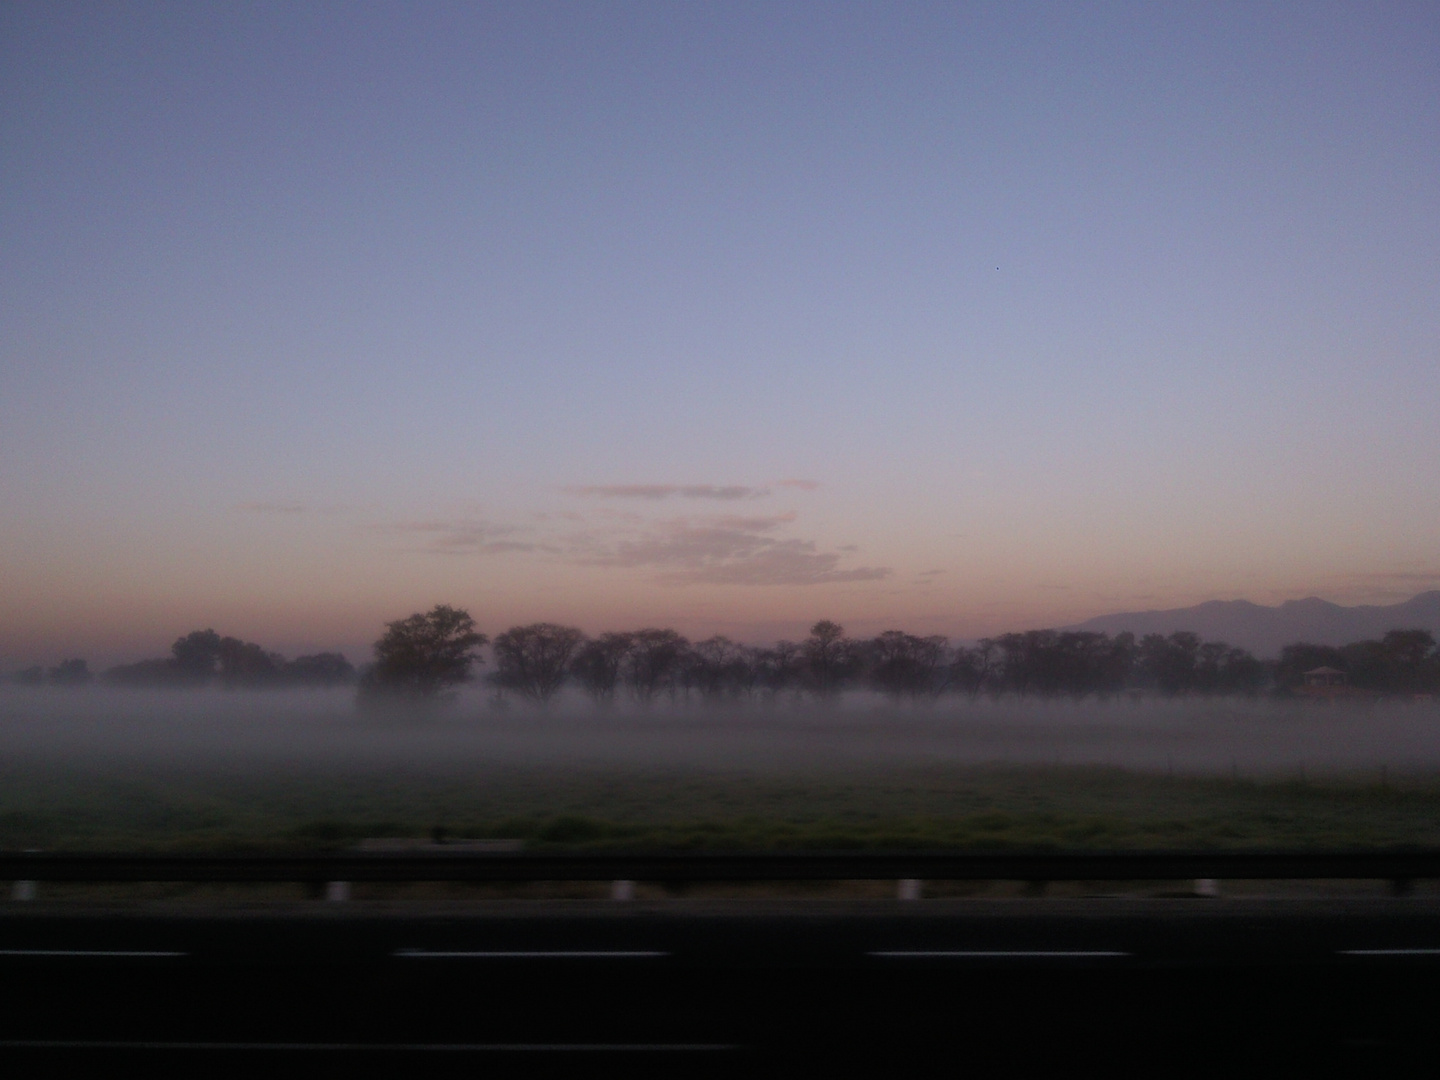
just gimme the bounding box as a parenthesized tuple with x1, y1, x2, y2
(4, 761, 1440, 852)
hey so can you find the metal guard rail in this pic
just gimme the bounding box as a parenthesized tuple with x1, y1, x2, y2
(3, 851, 1440, 884)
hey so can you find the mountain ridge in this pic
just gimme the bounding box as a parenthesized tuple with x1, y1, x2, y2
(1067, 591, 1440, 658)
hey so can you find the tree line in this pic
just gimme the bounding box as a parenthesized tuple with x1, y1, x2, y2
(1275, 630, 1440, 696)
(356, 606, 1440, 705)
(12, 608, 1438, 701)
(10, 630, 355, 689)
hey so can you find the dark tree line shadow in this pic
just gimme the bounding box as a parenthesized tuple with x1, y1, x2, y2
(12, 630, 356, 690)
(11, 609, 1438, 705)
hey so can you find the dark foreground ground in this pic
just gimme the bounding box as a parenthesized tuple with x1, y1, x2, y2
(3, 897, 1440, 1075)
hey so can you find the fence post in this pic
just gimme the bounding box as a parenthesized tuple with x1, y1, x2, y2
(897, 879, 922, 901)
(611, 879, 635, 901)
(325, 881, 351, 902)
(1194, 878, 1220, 897)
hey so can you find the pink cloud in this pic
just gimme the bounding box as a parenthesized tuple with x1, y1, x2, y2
(566, 513, 889, 587)
(565, 484, 767, 501)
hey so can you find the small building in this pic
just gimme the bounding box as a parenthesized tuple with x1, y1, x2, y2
(1296, 665, 1353, 701)
(1302, 666, 1346, 688)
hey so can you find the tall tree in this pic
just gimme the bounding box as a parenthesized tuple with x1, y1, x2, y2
(365, 605, 487, 700)
(491, 623, 586, 704)
(1380, 629, 1436, 693)
(688, 636, 754, 702)
(992, 631, 1056, 697)
(217, 637, 285, 687)
(866, 631, 950, 700)
(803, 620, 852, 698)
(171, 629, 222, 683)
(570, 632, 633, 705)
(1137, 632, 1202, 695)
(949, 642, 993, 699)
(624, 628, 690, 704)
(1216, 646, 1266, 695)
(755, 640, 802, 700)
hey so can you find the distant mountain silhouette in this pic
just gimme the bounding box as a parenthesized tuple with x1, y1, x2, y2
(1069, 591, 1440, 658)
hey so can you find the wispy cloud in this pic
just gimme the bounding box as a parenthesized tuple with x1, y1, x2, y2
(239, 501, 307, 514)
(776, 479, 821, 491)
(361, 495, 885, 585)
(662, 544, 891, 587)
(566, 512, 889, 587)
(565, 484, 769, 501)
(238, 501, 365, 516)
(383, 519, 544, 555)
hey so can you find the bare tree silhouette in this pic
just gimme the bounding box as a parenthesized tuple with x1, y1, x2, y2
(802, 620, 852, 698)
(491, 623, 586, 704)
(624, 628, 690, 705)
(865, 631, 950, 701)
(570, 632, 633, 705)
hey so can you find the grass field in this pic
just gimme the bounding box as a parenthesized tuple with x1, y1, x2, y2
(4, 690, 1440, 853)
(4, 761, 1440, 852)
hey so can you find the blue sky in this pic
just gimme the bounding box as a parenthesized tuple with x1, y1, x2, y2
(2, 2, 1438, 664)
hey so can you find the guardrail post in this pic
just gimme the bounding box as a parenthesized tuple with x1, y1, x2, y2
(325, 881, 351, 902)
(897, 878, 922, 901)
(11, 880, 37, 902)
(611, 879, 635, 901)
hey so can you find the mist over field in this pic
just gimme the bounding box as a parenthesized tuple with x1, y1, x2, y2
(5, 687, 1440, 854)
(2, 687, 1439, 777)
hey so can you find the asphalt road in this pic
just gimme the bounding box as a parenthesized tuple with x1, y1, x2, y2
(2, 898, 1439, 1072)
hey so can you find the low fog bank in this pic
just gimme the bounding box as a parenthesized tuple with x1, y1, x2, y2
(2, 687, 1439, 778)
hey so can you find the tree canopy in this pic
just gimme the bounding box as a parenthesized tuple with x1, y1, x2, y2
(491, 623, 586, 704)
(366, 605, 487, 700)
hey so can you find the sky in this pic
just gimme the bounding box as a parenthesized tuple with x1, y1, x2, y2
(2, 1, 1438, 667)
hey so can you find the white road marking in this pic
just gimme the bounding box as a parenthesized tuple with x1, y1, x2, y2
(0, 949, 187, 957)
(869, 950, 1130, 958)
(394, 949, 669, 958)
(1340, 948, 1440, 956)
